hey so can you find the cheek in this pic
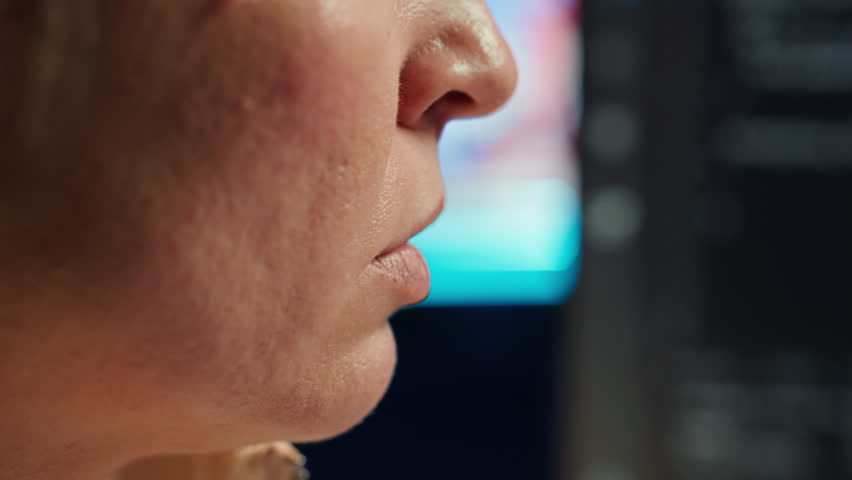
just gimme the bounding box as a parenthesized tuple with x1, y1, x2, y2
(53, 2, 408, 445)
(128, 6, 404, 300)
(111, 7, 405, 439)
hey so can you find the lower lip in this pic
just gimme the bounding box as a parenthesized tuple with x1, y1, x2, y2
(370, 243, 431, 304)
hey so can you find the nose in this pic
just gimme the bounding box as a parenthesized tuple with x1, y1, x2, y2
(396, 0, 519, 133)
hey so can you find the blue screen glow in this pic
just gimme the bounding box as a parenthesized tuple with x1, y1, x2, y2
(412, 0, 582, 306)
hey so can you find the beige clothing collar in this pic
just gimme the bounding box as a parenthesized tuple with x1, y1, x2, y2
(112, 442, 308, 480)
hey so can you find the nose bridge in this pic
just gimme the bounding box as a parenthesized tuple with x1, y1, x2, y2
(397, 0, 518, 128)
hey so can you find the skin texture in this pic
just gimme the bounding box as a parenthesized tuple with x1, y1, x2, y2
(0, 0, 516, 479)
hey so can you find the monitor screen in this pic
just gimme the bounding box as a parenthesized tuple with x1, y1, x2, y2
(412, 0, 582, 306)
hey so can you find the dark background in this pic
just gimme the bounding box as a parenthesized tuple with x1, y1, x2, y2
(574, 0, 852, 479)
(301, 306, 564, 479)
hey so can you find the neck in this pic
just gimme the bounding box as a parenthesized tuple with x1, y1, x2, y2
(0, 436, 129, 480)
(0, 317, 138, 480)
(0, 369, 137, 480)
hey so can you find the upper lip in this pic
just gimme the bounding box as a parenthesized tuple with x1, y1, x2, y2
(376, 197, 445, 258)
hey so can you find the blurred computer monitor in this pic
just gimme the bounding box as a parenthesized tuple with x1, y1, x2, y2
(413, 0, 582, 306)
(570, 1, 852, 479)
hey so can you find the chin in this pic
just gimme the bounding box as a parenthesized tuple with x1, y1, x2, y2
(254, 322, 399, 444)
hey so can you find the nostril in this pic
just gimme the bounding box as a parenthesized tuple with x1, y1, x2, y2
(430, 90, 476, 113)
(422, 90, 476, 131)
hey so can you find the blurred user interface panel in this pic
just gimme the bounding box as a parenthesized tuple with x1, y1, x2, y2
(412, 0, 582, 306)
(573, 1, 852, 479)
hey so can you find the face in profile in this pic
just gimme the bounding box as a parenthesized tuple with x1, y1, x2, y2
(0, 0, 516, 459)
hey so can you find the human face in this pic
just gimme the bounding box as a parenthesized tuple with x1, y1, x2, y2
(0, 0, 516, 454)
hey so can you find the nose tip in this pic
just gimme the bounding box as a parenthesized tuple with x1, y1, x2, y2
(397, 0, 519, 131)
